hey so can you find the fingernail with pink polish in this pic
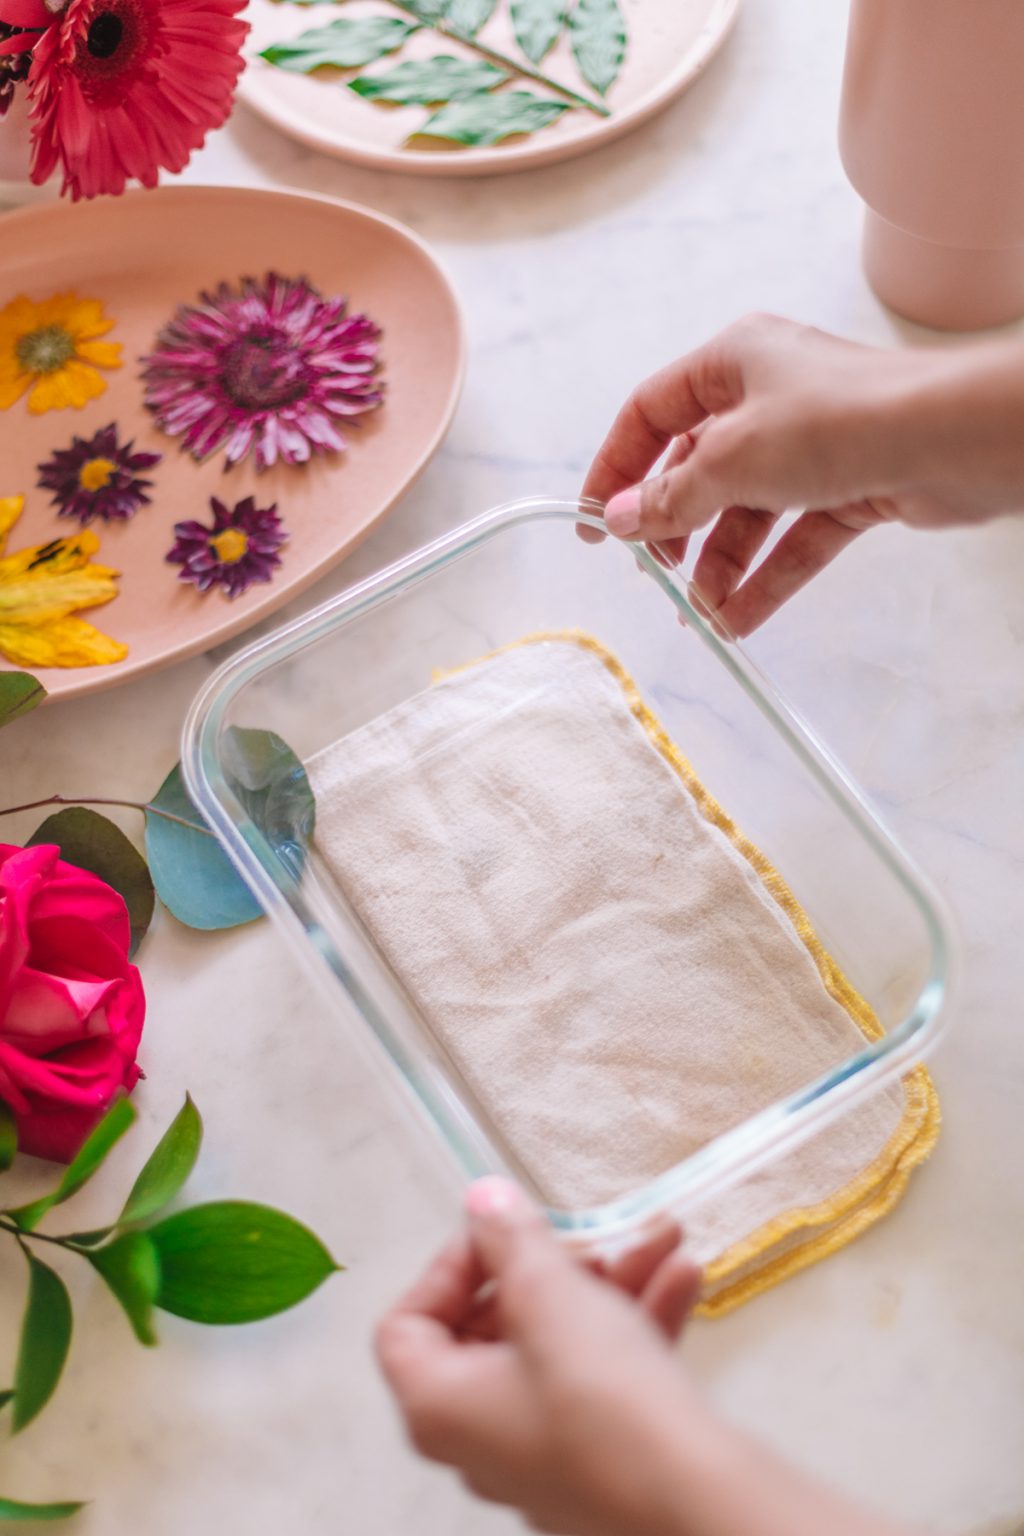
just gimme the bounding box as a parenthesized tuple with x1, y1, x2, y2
(465, 1177, 526, 1218)
(604, 488, 641, 537)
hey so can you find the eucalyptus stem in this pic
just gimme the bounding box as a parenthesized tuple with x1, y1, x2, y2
(0, 793, 214, 838)
(390, 2, 612, 116)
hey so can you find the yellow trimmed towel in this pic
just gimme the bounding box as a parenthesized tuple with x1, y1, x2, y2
(308, 633, 938, 1317)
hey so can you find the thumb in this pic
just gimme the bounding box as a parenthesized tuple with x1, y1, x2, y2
(604, 453, 726, 545)
(463, 1173, 577, 1320)
(464, 1178, 565, 1281)
(465, 1179, 587, 1344)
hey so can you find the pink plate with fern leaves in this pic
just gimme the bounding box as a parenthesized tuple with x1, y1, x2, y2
(239, 0, 740, 176)
(0, 184, 463, 701)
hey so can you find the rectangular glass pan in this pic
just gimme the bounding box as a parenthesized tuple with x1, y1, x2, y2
(182, 499, 955, 1243)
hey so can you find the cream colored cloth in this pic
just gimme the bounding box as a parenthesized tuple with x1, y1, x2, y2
(309, 637, 936, 1310)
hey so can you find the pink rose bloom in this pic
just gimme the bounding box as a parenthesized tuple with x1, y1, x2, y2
(0, 843, 145, 1163)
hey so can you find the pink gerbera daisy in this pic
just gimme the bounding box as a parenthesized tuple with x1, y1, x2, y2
(22, 0, 247, 200)
(141, 272, 385, 472)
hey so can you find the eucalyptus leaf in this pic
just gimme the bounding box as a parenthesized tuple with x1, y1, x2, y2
(8, 1098, 136, 1231)
(149, 1202, 340, 1325)
(261, 16, 420, 73)
(27, 808, 155, 959)
(0, 1102, 15, 1174)
(445, 0, 497, 34)
(12, 1256, 72, 1434)
(88, 1232, 160, 1347)
(416, 88, 569, 145)
(0, 671, 46, 730)
(510, 0, 565, 62)
(568, 0, 625, 93)
(0, 1497, 84, 1522)
(351, 54, 507, 104)
(144, 764, 260, 932)
(221, 728, 316, 881)
(144, 730, 312, 931)
(119, 1096, 202, 1228)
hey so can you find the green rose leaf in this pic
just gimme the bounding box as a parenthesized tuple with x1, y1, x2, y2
(416, 88, 569, 145)
(445, 0, 497, 34)
(12, 1255, 72, 1434)
(119, 1095, 203, 1228)
(0, 1101, 15, 1174)
(8, 1098, 136, 1232)
(0, 1497, 84, 1522)
(0, 671, 46, 730)
(27, 807, 155, 959)
(569, 0, 625, 93)
(87, 1232, 160, 1347)
(510, 0, 565, 62)
(350, 54, 507, 104)
(149, 1202, 340, 1325)
(144, 764, 260, 931)
(261, 16, 421, 73)
(0, 1391, 12, 1412)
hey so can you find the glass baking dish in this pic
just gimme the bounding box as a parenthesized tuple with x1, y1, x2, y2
(182, 498, 955, 1243)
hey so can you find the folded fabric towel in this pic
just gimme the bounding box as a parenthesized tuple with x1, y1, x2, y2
(309, 634, 938, 1316)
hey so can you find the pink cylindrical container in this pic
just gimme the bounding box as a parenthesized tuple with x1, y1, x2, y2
(840, 0, 1024, 330)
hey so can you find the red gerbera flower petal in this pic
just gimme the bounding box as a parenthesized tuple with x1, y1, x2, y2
(24, 0, 247, 199)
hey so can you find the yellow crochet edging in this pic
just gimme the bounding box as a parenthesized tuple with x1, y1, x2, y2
(458, 631, 940, 1315)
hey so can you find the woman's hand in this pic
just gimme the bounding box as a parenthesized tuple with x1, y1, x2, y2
(376, 1179, 915, 1536)
(377, 1178, 707, 1536)
(582, 313, 1024, 635)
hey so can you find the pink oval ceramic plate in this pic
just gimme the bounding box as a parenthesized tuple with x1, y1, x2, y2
(0, 185, 464, 702)
(238, 0, 740, 177)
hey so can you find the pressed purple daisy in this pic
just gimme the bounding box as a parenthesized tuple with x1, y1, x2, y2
(37, 422, 162, 526)
(166, 495, 286, 599)
(140, 272, 385, 472)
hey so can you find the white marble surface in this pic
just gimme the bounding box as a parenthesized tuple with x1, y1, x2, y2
(2, 0, 1024, 1531)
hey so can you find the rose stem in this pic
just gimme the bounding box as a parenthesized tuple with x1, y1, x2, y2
(0, 1218, 86, 1251)
(0, 793, 216, 838)
(387, 2, 612, 116)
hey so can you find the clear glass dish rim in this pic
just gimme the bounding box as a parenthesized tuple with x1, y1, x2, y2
(182, 497, 957, 1241)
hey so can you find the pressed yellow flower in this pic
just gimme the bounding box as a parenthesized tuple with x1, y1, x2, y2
(0, 495, 128, 668)
(0, 293, 122, 415)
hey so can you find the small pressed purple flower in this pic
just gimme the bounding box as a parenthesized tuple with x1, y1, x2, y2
(37, 422, 162, 526)
(141, 272, 384, 472)
(166, 495, 286, 599)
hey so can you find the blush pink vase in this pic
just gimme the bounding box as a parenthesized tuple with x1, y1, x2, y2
(840, 0, 1024, 330)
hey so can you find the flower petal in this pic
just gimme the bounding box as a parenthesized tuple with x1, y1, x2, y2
(0, 494, 24, 553)
(73, 339, 122, 368)
(4, 967, 118, 1051)
(0, 614, 127, 668)
(0, 373, 29, 410)
(30, 874, 132, 956)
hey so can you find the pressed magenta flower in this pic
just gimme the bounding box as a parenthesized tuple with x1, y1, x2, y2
(166, 495, 286, 599)
(140, 272, 385, 472)
(37, 421, 161, 525)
